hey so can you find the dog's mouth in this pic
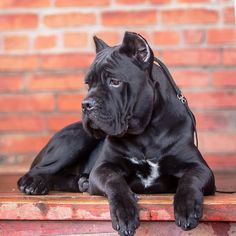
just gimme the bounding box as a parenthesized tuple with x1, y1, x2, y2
(82, 115, 106, 139)
(90, 127, 107, 139)
(83, 111, 128, 139)
(89, 120, 100, 130)
(87, 120, 107, 139)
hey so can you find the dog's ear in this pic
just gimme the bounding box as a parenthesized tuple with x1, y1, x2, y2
(119, 32, 154, 70)
(93, 36, 109, 53)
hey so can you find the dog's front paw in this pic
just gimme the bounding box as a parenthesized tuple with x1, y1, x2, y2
(109, 192, 140, 236)
(17, 173, 50, 195)
(78, 173, 89, 192)
(174, 188, 203, 231)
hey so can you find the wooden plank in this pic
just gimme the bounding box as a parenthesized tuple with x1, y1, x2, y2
(0, 174, 235, 222)
(0, 221, 115, 236)
(1, 197, 235, 221)
(0, 221, 235, 236)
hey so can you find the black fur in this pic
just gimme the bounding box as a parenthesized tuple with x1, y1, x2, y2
(18, 32, 215, 236)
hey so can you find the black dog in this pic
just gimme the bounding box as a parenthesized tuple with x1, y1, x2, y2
(18, 32, 215, 236)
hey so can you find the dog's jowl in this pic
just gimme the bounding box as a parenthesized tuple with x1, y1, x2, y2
(18, 32, 216, 236)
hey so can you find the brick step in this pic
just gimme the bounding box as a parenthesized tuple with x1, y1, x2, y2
(0, 174, 236, 235)
(0, 221, 235, 236)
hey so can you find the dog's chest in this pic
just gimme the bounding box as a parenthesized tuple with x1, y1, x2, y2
(128, 157, 160, 188)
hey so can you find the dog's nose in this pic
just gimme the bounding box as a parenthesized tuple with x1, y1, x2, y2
(82, 99, 95, 112)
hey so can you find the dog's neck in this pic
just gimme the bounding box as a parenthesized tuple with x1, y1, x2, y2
(148, 63, 190, 132)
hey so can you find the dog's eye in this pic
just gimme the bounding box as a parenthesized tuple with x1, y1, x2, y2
(109, 79, 121, 87)
(84, 81, 89, 86)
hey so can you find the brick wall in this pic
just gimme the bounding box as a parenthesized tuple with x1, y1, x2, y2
(0, 0, 235, 172)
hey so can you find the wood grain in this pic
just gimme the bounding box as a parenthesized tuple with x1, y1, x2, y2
(0, 174, 235, 221)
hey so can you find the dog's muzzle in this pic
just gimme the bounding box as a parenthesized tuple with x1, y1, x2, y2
(82, 98, 96, 113)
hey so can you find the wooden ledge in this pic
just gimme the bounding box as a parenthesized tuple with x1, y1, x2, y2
(0, 174, 236, 222)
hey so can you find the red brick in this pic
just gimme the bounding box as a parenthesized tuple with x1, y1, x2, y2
(153, 50, 162, 58)
(57, 94, 85, 112)
(150, 0, 170, 3)
(0, 76, 23, 92)
(161, 9, 218, 24)
(0, 0, 49, 8)
(223, 49, 236, 65)
(133, 31, 153, 43)
(207, 28, 236, 44)
(0, 55, 38, 71)
(44, 13, 96, 28)
(4, 35, 29, 51)
(95, 32, 120, 45)
(195, 112, 228, 131)
(46, 114, 81, 131)
(224, 7, 235, 23)
(0, 135, 50, 154)
(212, 70, 236, 87)
(0, 94, 55, 112)
(183, 30, 204, 44)
(172, 70, 209, 88)
(162, 49, 221, 66)
(199, 132, 236, 153)
(153, 31, 180, 45)
(0, 54, 94, 72)
(55, 0, 109, 6)
(0, 115, 45, 132)
(102, 10, 157, 26)
(0, 14, 38, 30)
(63, 32, 88, 48)
(185, 91, 236, 109)
(39, 53, 94, 70)
(35, 35, 56, 49)
(116, 0, 146, 4)
(27, 73, 85, 91)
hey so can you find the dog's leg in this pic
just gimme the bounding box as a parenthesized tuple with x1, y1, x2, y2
(173, 151, 215, 231)
(89, 162, 140, 236)
(17, 122, 99, 195)
(50, 173, 89, 192)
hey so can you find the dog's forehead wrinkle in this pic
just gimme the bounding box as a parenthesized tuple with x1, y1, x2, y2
(92, 61, 132, 84)
(92, 48, 146, 84)
(92, 51, 122, 78)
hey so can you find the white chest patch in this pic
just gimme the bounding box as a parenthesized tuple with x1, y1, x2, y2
(129, 157, 160, 189)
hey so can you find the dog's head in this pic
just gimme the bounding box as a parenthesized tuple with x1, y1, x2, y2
(82, 32, 155, 138)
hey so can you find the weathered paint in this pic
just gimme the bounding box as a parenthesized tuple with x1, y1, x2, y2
(0, 221, 235, 236)
(0, 174, 236, 221)
(0, 195, 236, 221)
(0, 174, 236, 236)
